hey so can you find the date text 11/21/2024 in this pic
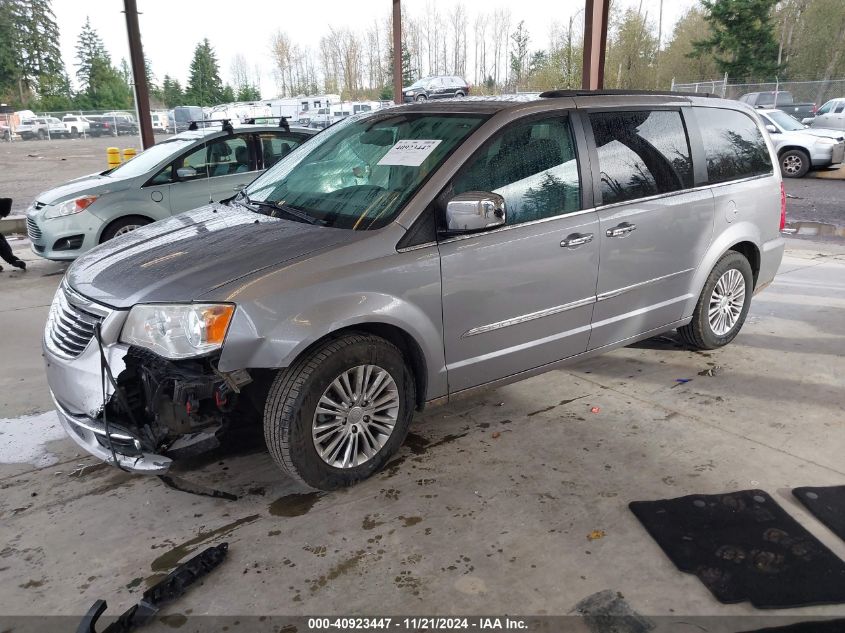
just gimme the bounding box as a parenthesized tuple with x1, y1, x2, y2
(307, 618, 529, 630)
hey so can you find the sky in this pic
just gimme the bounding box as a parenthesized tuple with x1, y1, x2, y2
(52, 0, 698, 98)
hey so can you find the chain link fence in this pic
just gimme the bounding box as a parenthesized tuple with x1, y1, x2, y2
(1, 108, 173, 142)
(672, 77, 845, 108)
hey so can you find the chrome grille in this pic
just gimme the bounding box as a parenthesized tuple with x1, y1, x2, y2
(46, 288, 103, 358)
(26, 217, 42, 240)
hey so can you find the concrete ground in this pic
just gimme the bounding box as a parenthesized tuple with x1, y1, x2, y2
(1, 235, 844, 632)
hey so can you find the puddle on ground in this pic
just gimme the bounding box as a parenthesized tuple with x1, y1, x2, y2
(0, 411, 65, 467)
(150, 514, 260, 572)
(784, 221, 845, 239)
(268, 492, 323, 517)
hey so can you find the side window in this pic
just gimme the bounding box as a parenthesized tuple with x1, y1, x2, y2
(589, 110, 693, 205)
(695, 107, 773, 184)
(452, 115, 581, 225)
(834, 102, 845, 114)
(259, 133, 304, 169)
(178, 135, 251, 179)
(816, 101, 834, 115)
(149, 165, 173, 185)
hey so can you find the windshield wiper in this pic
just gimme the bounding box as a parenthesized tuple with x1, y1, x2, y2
(238, 192, 324, 225)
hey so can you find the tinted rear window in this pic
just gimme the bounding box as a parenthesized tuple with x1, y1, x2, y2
(590, 110, 693, 205)
(695, 107, 772, 184)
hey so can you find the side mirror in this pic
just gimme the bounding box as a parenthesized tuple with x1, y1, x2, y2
(176, 166, 197, 180)
(765, 124, 778, 134)
(445, 191, 506, 232)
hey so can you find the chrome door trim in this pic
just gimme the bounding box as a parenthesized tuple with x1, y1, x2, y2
(462, 296, 596, 338)
(596, 267, 695, 302)
(438, 207, 599, 246)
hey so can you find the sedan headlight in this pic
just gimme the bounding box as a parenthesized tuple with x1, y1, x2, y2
(44, 195, 99, 219)
(120, 303, 235, 359)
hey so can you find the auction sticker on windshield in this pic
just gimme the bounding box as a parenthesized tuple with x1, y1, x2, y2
(377, 139, 442, 166)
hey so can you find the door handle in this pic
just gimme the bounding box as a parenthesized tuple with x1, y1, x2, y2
(560, 232, 594, 248)
(605, 222, 637, 238)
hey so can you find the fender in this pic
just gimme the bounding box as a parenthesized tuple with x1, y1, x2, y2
(682, 220, 762, 319)
(219, 292, 447, 399)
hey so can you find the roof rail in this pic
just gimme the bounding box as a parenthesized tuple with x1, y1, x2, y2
(188, 118, 233, 133)
(539, 89, 717, 99)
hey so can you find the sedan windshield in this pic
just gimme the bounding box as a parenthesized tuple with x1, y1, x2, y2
(243, 111, 488, 230)
(767, 110, 806, 132)
(106, 137, 196, 179)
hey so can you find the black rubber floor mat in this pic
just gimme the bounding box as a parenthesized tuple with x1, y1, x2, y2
(793, 485, 845, 542)
(740, 618, 845, 632)
(629, 489, 845, 608)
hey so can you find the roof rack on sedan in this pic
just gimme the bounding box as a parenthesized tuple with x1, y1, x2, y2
(188, 118, 234, 133)
(539, 89, 717, 99)
(243, 115, 290, 131)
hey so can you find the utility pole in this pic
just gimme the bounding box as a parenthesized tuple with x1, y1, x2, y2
(582, 0, 610, 90)
(655, 0, 664, 89)
(123, 0, 154, 149)
(393, 0, 402, 105)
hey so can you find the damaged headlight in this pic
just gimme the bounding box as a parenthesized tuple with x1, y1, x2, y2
(121, 303, 235, 359)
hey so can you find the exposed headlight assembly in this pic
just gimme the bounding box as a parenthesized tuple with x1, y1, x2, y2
(44, 195, 99, 219)
(121, 303, 235, 359)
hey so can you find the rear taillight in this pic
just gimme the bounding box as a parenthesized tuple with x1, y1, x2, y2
(779, 182, 787, 231)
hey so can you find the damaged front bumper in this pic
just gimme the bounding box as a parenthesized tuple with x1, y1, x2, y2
(44, 283, 251, 475)
(52, 392, 173, 473)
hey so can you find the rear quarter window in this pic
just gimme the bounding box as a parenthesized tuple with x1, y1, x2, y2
(695, 107, 773, 184)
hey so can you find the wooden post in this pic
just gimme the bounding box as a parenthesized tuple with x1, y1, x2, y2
(123, 0, 154, 148)
(581, 0, 610, 90)
(393, 0, 402, 104)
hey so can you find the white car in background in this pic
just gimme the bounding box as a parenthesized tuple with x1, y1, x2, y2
(26, 121, 316, 260)
(756, 108, 845, 177)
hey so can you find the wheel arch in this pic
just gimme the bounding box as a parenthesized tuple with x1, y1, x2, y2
(97, 213, 156, 243)
(683, 224, 763, 319)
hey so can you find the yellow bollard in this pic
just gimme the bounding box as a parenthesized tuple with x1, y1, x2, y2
(122, 148, 137, 162)
(107, 147, 121, 168)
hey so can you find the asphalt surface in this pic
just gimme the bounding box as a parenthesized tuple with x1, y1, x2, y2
(783, 177, 845, 238)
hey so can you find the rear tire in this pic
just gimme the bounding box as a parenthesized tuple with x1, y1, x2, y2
(678, 251, 753, 350)
(779, 149, 810, 178)
(99, 215, 151, 243)
(264, 333, 415, 490)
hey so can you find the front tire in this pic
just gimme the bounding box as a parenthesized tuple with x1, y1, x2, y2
(780, 149, 810, 178)
(264, 333, 415, 490)
(415, 94, 427, 102)
(678, 251, 753, 350)
(99, 215, 151, 243)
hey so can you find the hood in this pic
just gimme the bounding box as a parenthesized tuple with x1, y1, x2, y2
(67, 203, 367, 309)
(35, 172, 130, 206)
(801, 127, 845, 141)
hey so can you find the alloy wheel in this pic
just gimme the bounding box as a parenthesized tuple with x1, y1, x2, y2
(114, 224, 142, 236)
(782, 154, 804, 176)
(708, 268, 746, 336)
(312, 364, 400, 469)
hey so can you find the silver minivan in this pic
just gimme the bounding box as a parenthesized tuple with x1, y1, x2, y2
(44, 92, 785, 490)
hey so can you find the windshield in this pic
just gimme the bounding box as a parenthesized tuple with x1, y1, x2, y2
(106, 137, 196, 179)
(244, 111, 488, 230)
(409, 78, 432, 89)
(767, 110, 806, 132)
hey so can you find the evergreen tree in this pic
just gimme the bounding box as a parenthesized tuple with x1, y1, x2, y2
(20, 0, 64, 95)
(74, 17, 131, 109)
(236, 83, 261, 101)
(0, 0, 22, 101)
(691, 0, 782, 82)
(161, 74, 184, 108)
(185, 39, 223, 106)
(221, 83, 235, 103)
